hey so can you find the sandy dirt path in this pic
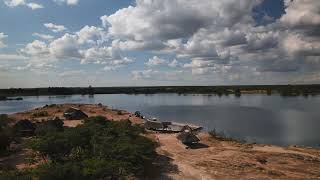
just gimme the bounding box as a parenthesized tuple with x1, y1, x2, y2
(154, 133, 320, 179)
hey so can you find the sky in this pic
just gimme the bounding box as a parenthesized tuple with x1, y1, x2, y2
(0, 0, 319, 88)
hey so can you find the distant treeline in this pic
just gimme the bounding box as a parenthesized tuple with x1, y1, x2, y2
(0, 85, 320, 97)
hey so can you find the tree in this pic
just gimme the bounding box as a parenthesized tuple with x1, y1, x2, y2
(28, 116, 157, 179)
(0, 114, 13, 152)
(234, 89, 242, 97)
(35, 118, 64, 136)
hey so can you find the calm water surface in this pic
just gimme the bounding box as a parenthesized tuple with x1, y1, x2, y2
(0, 94, 319, 147)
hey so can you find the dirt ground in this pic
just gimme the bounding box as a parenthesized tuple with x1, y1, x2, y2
(2, 104, 320, 179)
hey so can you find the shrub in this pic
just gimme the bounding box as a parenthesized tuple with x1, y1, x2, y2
(32, 111, 49, 118)
(35, 118, 64, 136)
(0, 114, 11, 129)
(28, 116, 157, 179)
(0, 170, 33, 180)
(0, 114, 13, 153)
(0, 130, 12, 152)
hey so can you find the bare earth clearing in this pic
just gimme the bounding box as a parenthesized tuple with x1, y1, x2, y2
(1, 104, 320, 179)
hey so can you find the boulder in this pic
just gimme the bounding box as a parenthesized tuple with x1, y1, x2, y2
(63, 108, 88, 120)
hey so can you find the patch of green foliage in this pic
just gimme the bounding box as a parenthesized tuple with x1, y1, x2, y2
(35, 118, 64, 136)
(32, 111, 49, 118)
(0, 114, 13, 155)
(0, 170, 33, 180)
(2, 116, 157, 179)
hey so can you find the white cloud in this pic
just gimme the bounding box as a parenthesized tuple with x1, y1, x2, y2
(106, 0, 260, 42)
(183, 59, 216, 75)
(15, 0, 320, 84)
(132, 69, 160, 80)
(59, 70, 84, 77)
(53, 0, 79, 6)
(32, 33, 54, 40)
(76, 25, 106, 45)
(281, 33, 320, 56)
(44, 23, 68, 33)
(104, 57, 134, 71)
(132, 69, 184, 81)
(100, 15, 109, 28)
(22, 25, 131, 70)
(0, 54, 28, 60)
(145, 56, 167, 66)
(245, 31, 279, 51)
(49, 33, 81, 59)
(110, 57, 133, 66)
(281, 0, 320, 28)
(4, 0, 43, 10)
(26, 2, 43, 10)
(22, 40, 49, 57)
(168, 59, 179, 68)
(0, 33, 8, 48)
(145, 56, 181, 68)
(80, 46, 115, 64)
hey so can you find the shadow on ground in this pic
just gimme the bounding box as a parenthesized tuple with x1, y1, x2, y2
(143, 154, 179, 180)
(188, 143, 209, 149)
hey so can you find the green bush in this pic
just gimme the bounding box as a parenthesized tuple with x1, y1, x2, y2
(0, 114, 13, 154)
(35, 119, 64, 136)
(0, 114, 10, 128)
(32, 111, 49, 118)
(0, 170, 33, 180)
(25, 116, 156, 179)
(0, 130, 12, 152)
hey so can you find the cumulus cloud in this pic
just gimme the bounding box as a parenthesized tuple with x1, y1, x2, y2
(132, 69, 184, 81)
(183, 59, 216, 75)
(59, 70, 84, 77)
(103, 58, 134, 71)
(22, 24, 131, 71)
(26, 2, 43, 9)
(80, 46, 119, 64)
(145, 56, 167, 66)
(168, 59, 179, 68)
(113, 0, 320, 82)
(4, 0, 43, 10)
(145, 56, 182, 68)
(32, 33, 54, 40)
(44, 23, 68, 33)
(100, 15, 109, 28)
(245, 31, 279, 51)
(49, 34, 81, 59)
(106, 0, 260, 41)
(281, 0, 320, 28)
(0, 54, 28, 60)
(0, 33, 8, 48)
(110, 57, 133, 66)
(281, 33, 320, 56)
(53, 0, 79, 6)
(22, 40, 50, 57)
(76, 26, 106, 45)
(17, 0, 320, 84)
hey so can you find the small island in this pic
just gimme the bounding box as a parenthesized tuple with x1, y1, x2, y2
(0, 96, 23, 101)
(0, 104, 319, 179)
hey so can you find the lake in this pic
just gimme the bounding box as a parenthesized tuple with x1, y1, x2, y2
(0, 94, 319, 147)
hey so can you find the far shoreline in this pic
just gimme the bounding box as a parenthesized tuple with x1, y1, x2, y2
(1, 84, 320, 97)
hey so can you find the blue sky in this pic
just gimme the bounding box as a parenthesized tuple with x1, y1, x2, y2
(0, 0, 320, 88)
